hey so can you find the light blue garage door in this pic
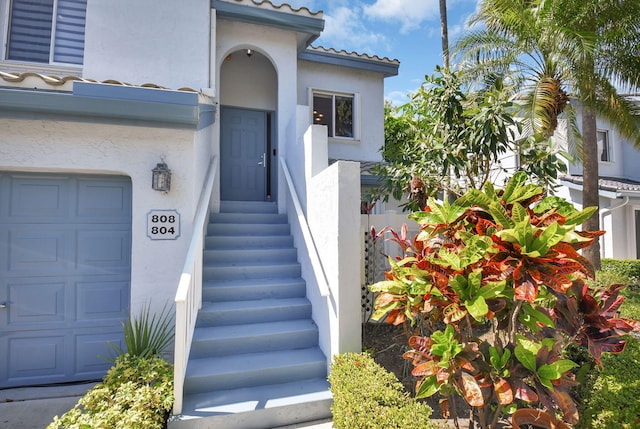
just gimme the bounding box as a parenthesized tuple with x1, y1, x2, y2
(0, 172, 132, 388)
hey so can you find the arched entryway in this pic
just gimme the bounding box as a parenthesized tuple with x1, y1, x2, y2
(219, 49, 277, 201)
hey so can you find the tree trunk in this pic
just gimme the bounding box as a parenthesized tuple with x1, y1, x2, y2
(440, 0, 449, 70)
(581, 108, 601, 270)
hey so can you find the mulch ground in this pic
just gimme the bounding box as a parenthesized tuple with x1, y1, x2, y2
(362, 322, 475, 428)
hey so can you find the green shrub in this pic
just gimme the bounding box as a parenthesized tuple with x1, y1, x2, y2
(577, 335, 640, 429)
(329, 352, 439, 429)
(591, 260, 640, 321)
(47, 354, 173, 429)
(600, 259, 640, 286)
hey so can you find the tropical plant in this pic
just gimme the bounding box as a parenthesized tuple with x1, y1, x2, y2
(108, 302, 175, 360)
(370, 68, 566, 212)
(369, 172, 639, 428)
(454, 0, 640, 269)
(47, 354, 174, 429)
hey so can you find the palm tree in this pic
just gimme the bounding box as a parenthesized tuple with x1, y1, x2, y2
(453, 0, 640, 269)
(439, 0, 449, 70)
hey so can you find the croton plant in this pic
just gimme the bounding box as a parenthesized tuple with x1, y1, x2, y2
(369, 172, 640, 429)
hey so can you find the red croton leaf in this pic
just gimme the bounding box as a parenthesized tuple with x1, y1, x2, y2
(511, 409, 571, 429)
(386, 309, 406, 326)
(439, 398, 450, 419)
(458, 371, 484, 407)
(512, 379, 539, 403)
(551, 389, 579, 425)
(494, 377, 514, 405)
(514, 265, 538, 302)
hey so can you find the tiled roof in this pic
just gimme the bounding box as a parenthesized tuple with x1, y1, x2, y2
(309, 45, 399, 66)
(0, 71, 197, 93)
(560, 174, 640, 194)
(219, 0, 322, 18)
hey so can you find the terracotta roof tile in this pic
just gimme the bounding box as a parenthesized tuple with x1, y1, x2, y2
(309, 45, 399, 65)
(560, 174, 640, 193)
(220, 0, 322, 18)
(0, 71, 197, 93)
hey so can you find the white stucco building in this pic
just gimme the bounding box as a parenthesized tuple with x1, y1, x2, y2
(0, 1, 398, 426)
(555, 98, 640, 260)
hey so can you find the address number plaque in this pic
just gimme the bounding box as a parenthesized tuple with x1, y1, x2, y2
(147, 210, 181, 240)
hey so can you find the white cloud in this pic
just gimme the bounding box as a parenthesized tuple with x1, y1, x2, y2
(363, 0, 442, 34)
(318, 6, 390, 55)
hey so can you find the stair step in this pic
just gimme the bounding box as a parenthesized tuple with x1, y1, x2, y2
(207, 223, 290, 236)
(170, 379, 332, 429)
(202, 278, 306, 302)
(204, 248, 297, 264)
(220, 201, 278, 214)
(197, 297, 312, 327)
(212, 212, 287, 224)
(206, 234, 294, 249)
(184, 348, 327, 394)
(190, 319, 319, 358)
(204, 261, 301, 281)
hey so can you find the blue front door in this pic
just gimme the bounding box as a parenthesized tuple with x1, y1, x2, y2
(0, 172, 131, 388)
(220, 107, 268, 201)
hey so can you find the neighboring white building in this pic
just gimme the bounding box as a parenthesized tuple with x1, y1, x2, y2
(556, 97, 640, 260)
(0, 1, 398, 421)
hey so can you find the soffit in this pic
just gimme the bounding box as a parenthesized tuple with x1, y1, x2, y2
(213, 0, 324, 50)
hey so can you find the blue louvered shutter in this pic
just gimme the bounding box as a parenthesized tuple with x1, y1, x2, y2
(7, 0, 54, 63)
(53, 0, 86, 64)
(7, 0, 86, 65)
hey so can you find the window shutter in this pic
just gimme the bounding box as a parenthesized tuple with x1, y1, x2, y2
(53, 0, 86, 64)
(7, 0, 54, 63)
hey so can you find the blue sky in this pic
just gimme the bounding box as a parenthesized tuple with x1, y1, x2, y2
(278, 0, 481, 105)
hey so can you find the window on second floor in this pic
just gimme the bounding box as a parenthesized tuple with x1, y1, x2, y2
(5, 0, 87, 66)
(598, 130, 612, 162)
(312, 90, 359, 140)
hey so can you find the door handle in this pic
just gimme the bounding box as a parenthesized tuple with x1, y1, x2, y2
(0, 302, 7, 309)
(258, 153, 266, 168)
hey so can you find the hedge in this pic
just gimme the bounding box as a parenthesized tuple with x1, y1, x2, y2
(329, 352, 439, 429)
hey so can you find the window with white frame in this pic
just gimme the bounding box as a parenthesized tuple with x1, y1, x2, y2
(312, 90, 358, 140)
(598, 129, 612, 162)
(5, 0, 86, 65)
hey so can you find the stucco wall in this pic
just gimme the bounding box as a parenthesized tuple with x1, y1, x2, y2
(0, 114, 208, 315)
(83, 0, 211, 90)
(297, 60, 385, 163)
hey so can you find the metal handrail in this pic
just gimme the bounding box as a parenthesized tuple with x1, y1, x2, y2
(173, 156, 218, 415)
(279, 156, 330, 297)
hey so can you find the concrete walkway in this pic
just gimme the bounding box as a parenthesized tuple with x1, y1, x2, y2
(0, 383, 94, 429)
(0, 383, 334, 429)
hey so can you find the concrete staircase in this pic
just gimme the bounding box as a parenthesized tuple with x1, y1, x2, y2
(169, 201, 332, 429)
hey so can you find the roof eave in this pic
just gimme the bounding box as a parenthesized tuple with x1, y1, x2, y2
(298, 49, 400, 77)
(559, 179, 640, 199)
(213, 0, 324, 50)
(0, 82, 215, 127)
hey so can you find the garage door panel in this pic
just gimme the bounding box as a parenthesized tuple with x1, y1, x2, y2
(76, 230, 131, 271)
(9, 178, 71, 219)
(8, 280, 65, 325)
(77, 179, 131, 220)
(8, 229, 69, 274)
(8, 335, 66, 380)
(75, 331, 124, 376)
(77, 281, 129, 321)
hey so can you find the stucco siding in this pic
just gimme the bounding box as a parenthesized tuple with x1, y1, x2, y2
(0, 114, 204, 315)
(83, 0, 211, 90)
(297, 60, 385, 163)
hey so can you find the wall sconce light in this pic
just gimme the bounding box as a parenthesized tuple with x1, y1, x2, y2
(152, 161, 172, 192)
